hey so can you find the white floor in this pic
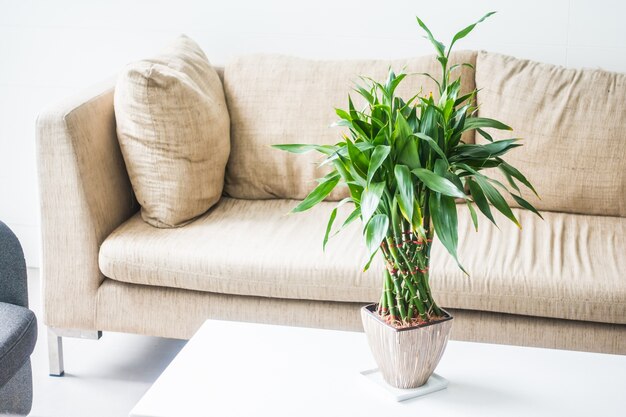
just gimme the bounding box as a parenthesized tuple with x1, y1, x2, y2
(26, 268, 186, 417)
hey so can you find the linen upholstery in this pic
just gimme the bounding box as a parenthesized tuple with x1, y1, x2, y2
(475, 51, 626, 217)
(94, 279, 626, 354)
(36, 79, 138, 330)
(99, 198, 382, 303)
(100, 199, 626, 325)
(37, 46, 626, 357)
(223, 51, 477, 201)
(432, 208, 626, 325)
(114, 35, 230, 228)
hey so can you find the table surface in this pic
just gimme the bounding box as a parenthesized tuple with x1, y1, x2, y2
(130, 319, 626, 417)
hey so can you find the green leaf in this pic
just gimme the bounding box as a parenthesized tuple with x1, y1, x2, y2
(394, 110, 413, 140)
(476, 128, 493, 142)
(411, 199, 424, 233)
(475, 176, 521, 228)
(332, 206, 361, 238)
(498, 159, 539, 197)
(466, 200, 479, 231)
(347, 183, 363, 203)
(433, 158, 447, 177)
(394, 165, 414, 223)
(454, 90, 475, 107)
(354, 85, 374, 104)
(360, 182, 385, 225)
(352, 119, 372, 140)
(415, 72, 441, 91)
(463, 117, 512, 132)
(331, 157, 353, 183)
(412, 168, 467, 199)
(272, 144, 336, 155)
(414, 132, 447, 163)
(446, 78, 462, 101)
(430, 193, 466, 274)
(419, 104, 439, 153)
(467, 177, 496, 226)
(450, 62, 475, 72)
(416, 16, 446, 57)
(445, 170, 465, 193)
(448, 12, 496, 54)
(348, 95, 358, 119)
(335, 108, 351, 121)
(372, 123, 388, 146)
(322, 197, 352, 250)
(323, 208, 338, 251)
(292, 174, 339, 213)
(367, 145, 391, 184)
(346, 140, 369, 179)
(443, 98, 455, 121)
(499, 165, 521, 193)
(451, 139, 521, 160)
(511, 194, 543, 220)
(437, 55, 448, 70)
(386, 71, 407, 96)
(362, 248, 379, 272)
(365, 214, 389, 256)
(398, 136, 421, 170)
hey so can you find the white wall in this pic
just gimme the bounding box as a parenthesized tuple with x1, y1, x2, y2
(1, 0, 625, 267)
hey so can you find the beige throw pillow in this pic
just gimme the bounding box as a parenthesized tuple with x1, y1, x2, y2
(475, 51, 626, 217)
(114, 35, 230, 228)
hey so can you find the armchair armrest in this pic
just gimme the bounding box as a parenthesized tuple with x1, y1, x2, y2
(0, 221, 28, 308)
(36, 79, 138, 330)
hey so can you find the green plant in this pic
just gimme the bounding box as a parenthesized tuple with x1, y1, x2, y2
(274, 12, 540, 326)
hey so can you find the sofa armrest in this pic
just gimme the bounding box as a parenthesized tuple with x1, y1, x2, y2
(36, 79, 138, 330)
(0, 221, 28, 308)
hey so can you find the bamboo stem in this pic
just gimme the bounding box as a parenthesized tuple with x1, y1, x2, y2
(384, 237, 427, 320)
(384, 269, 398, 320)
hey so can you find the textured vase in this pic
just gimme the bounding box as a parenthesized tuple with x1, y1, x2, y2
(361, 304, 453, 389)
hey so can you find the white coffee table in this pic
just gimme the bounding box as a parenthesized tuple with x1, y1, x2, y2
(130, 319, 626, 417)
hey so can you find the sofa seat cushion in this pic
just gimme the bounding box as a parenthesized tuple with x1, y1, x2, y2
(99, 198, 626, 324)
(432, 209, 626, 325)
(0, 303, 37, 388)
(100, 198, 381, 303)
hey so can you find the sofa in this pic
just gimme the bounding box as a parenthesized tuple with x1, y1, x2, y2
(36, 38, 626, 375)
(0, 221, 37, 415)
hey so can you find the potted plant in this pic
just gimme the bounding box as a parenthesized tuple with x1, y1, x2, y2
(274, 12, 540, 389)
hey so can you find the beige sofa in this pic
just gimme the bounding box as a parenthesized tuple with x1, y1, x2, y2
(36, 49, 626, 375)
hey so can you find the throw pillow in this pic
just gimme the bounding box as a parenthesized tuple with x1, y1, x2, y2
(114, 35, 230, 228)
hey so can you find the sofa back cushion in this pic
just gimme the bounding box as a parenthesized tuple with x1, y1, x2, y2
(223, 51, 477, 201)
(475, 51, 626, 217)
(114, 35, 230, 228)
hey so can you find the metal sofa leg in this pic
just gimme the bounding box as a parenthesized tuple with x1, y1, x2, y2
(47, 328, 64, 376)
(47, 327, 102, 376)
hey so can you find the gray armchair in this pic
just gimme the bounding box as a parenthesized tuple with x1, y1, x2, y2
(0, 221, 37, 416)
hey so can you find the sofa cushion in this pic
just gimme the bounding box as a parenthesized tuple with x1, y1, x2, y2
(100, 198, 381, 303)
(475, 51, 626, 217)
(114, 35, 230, 228)
(432, 208, 626, 325)
(0, 303, 37, 388)
(99, 198, 626, 325)
(223, 51, 477, 201)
